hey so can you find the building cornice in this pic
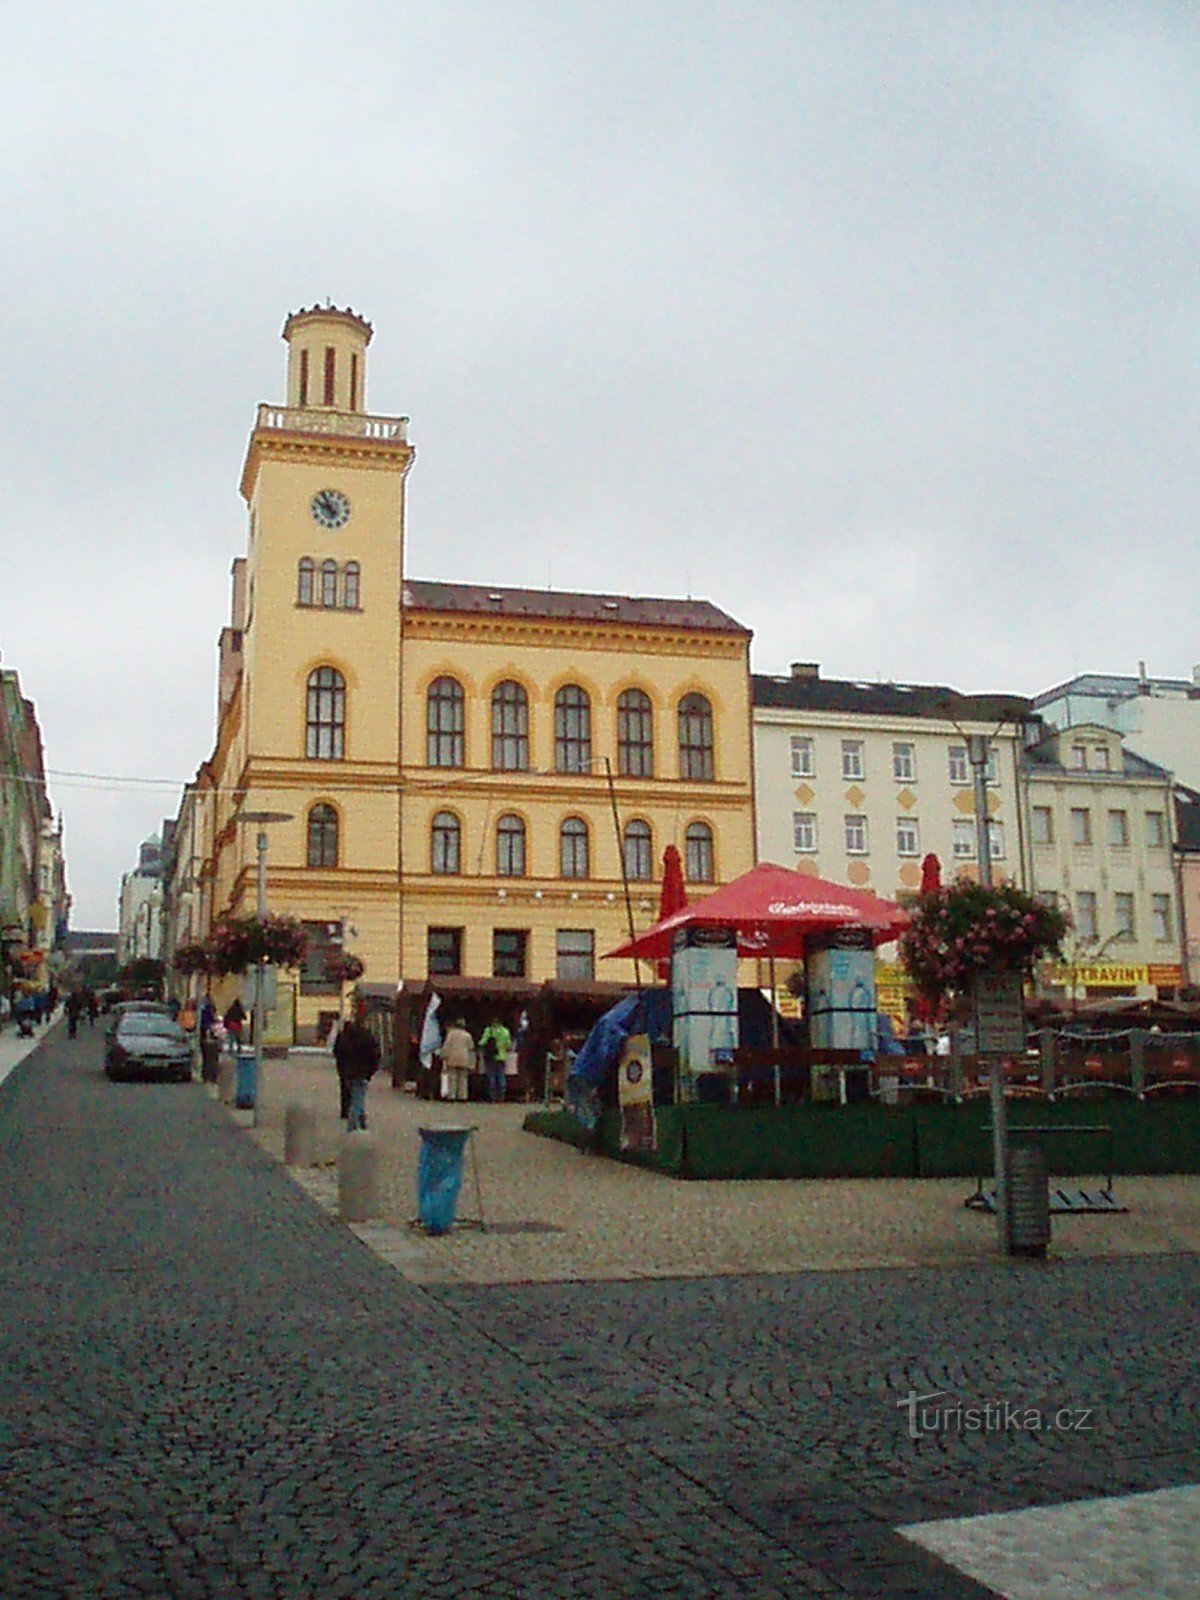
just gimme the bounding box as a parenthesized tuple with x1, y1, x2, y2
(240, 426, 415, 503)
(401, 612, 746, 658)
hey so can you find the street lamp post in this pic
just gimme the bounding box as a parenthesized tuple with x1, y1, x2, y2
(238, 810, 293, 1128)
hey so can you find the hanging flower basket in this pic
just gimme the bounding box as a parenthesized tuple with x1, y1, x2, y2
(172, 941, 215, 977)
(326, 952, 365, 986)
(900, 880, 1068, 1016)
(206, 914, 308, 976)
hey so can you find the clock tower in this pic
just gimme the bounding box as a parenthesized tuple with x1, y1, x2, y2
(230, 305, 415, 988)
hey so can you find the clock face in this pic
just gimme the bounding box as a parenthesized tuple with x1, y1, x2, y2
(311, 488, 351, 529)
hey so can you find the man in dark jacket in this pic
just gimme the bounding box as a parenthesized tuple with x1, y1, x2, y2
(333, 1004, 381, 1130)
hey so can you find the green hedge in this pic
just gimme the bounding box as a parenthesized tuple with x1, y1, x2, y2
(525, 1097, 1200, 1180)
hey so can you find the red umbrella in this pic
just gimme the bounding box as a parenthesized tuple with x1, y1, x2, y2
(655, 845, 687, 980)
(605, 861, 909, 963)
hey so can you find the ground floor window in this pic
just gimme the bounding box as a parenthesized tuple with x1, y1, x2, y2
(428, 927, 462, 976)
(556, 929, 595, 982)
(493, 928, 528, 978)
(299, 920, 343, 995)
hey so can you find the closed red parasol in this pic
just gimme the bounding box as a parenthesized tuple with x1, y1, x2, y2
(655, 845, 688, 979)
(606, 861, 910, 963)
(920, 853, 942, 896)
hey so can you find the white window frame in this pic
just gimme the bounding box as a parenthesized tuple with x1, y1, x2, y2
(792, 811, 817, 853)
(952, 819, 975, 859)
(1108, 809, 1130, 849)
(989, 821, 1006, 860)
(841, 740, 865, 781)
(1146, 811, 1167, 849)
(1031, 806, 1053, 847)
(895, 817, 919, 857)
(1075, 891, 1098, 941)
(892, 742, 915, 782)
(1069, 807, 1092, 847)
(844, 814, 868, 854)
(948, 746, 968, 785)
(790, 736, 814, 779)
(1152, 895, 1172, 942)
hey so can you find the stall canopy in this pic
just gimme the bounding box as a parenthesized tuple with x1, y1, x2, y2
(605, 862, 910, 963)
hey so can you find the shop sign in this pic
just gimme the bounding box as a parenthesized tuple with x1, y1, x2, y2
(1148, 964, 1183, 988)
(1044, 963, 1147, 989)
(972, 970, 1025, 1056)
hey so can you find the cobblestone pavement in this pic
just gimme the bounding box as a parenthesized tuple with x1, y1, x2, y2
(3, 1031, 1200, 1597)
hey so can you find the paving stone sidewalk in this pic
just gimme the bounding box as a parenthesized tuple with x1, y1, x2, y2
(4, 1032, 1200, 1597)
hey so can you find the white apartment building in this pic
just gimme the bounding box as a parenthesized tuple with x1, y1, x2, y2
(117, 835, 165, 964)
(1022, 724, 1182, 998)
(753, 667, 1032, 900)
(1035, 665, 1200, 789)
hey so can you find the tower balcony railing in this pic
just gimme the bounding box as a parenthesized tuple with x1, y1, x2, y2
(254, 403, 409, 442)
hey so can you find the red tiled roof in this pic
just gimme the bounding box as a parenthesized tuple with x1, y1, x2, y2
(402, 580, 749, 635)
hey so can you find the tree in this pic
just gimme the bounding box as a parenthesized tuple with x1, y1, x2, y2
(900, 880, 1068, 1018)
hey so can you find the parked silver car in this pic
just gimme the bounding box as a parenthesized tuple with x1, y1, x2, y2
(105, 1012, 192, 1083)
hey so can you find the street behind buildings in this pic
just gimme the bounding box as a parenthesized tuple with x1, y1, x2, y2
(4, 1025, 1200, 1598)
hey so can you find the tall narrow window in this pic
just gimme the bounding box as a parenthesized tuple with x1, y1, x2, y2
(299, 348, 309, 407)
(342, 561, 360, 609)
(841, 740, 865, 780)
(426, 677, 464, 768)
(431, 811, 461, 874)
(306, 666, 345, 760)
(493, 929, 528, 978)
(349, 351, 359, 411)
(678, 693, 714, 780)
(623, 819, 652, 881)
(428, 927, 462, 975)
(320, 559, 338, 608)
(560, 817, 590, 878)
(793, 812, 817, 853)
(790, 736, 814, 778)
(306, 804, 339, 867)
(323, 345, 335, 406)
(617, 689, 654, 777)
(496, 814, 526, 877)
(685, 821, 714, 882)
(492, 681, 530, 771)
(297, 557, 314, 606)
(555, 684, 591, 773)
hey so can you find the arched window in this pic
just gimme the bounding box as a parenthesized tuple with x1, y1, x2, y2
(426, 677, 464, 768)
(306, 666, 345, 760)
(320, 559, 338, 608)
(306, 803, 339, 868)
(678, 693, 714, 780)
(342, 561, 360, 609)
(496, 813, 526, 877)
(554, 684, 591, 773)
(685, 821, 714, 883)
(431, 811, 461, 874)
(623, 819, 652, 881)
(560, 816, 590, 878)
(492, 681, 530, 771)
(297, 558, 314, 607)
(617, 688, 653, 777)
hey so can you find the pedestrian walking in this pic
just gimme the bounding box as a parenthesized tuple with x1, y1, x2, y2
(440, 1018, 475, 1103)
(199, 995, 217, 1036)
(66, 989, 84, 1039)
(479, 1015, 513, 1103)
(85, 989, 98, 1026)
(332, 1003, 381, 1130)
(223, 997, 247, 1042)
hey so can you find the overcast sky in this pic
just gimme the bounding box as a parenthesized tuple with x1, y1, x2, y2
(3, 2, 1198, 928)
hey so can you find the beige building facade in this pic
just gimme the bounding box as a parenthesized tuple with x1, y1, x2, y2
(181, 308, 756, 1040)
(1022, 724, 1182, 998)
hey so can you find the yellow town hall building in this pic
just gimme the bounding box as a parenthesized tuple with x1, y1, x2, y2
(181, 306, 756, 1041)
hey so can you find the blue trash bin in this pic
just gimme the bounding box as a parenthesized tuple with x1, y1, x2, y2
(234, 1048, 256, 1110)
(417, 1126, 473, 1235)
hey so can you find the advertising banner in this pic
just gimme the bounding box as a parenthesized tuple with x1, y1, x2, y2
(807, 929, 876, 1054)
(672, 926, 738, 1100)
(617, 1031, 656, 1152)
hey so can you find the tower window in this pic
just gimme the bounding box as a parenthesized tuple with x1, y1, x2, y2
(306, 804, 339, 868)
(343, 562, 360, 609)
(299, 348, 309, 407)
(305, 666, 345, 760)
(350, 351, 359, 411)
(320, 559, 337, 608)
(323, 346, 336, 406)
(297, 557, 314, 606)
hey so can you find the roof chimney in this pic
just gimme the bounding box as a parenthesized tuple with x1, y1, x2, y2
(790, 662, 820, 680)
(1138, 659, 1150, 694)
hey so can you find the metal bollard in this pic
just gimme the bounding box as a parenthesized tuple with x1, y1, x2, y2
(284, 1102, 317, 1167)
(216, 1055, 236, 1105)
(339, 1131, 379, 1222)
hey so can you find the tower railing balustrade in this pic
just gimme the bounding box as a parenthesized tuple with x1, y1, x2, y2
(255, 404, 409, 442)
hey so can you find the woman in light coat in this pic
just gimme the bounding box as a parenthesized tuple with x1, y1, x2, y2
(440, 1019, 475, 1102)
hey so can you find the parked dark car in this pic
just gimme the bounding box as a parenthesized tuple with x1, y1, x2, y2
(105, 1013, 192, 1083)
